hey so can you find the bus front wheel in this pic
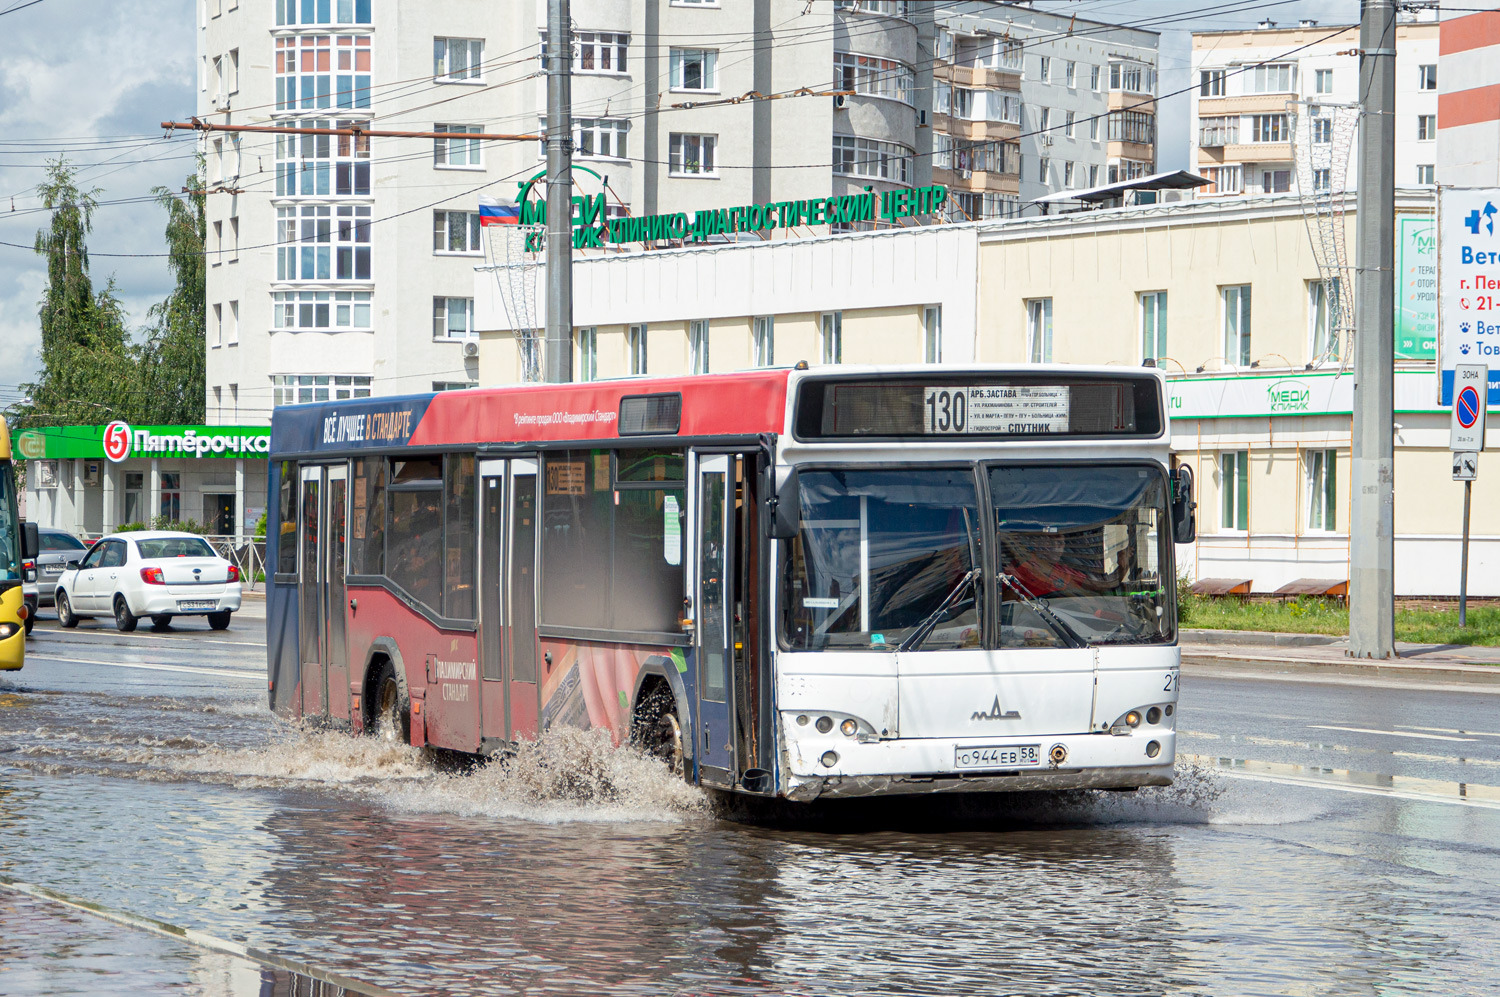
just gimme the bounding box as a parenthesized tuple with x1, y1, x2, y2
(632, 684, 685, 779)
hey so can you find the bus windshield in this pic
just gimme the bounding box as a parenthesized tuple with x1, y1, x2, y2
(991, 464, 1171, 647)
(782, 468, 982, 651)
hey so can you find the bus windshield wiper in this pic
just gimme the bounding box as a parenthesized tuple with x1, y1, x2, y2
(997, 572, 1085, 649)
(899, 567, 980, 652)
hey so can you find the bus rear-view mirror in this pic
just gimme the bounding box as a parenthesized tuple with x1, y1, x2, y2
(1172, 465, 1196, 545)
(20, 522, 38, 561)
(765, 467, 800, 540)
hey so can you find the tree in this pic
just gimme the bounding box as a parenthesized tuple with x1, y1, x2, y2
(137, 164, 207, 424)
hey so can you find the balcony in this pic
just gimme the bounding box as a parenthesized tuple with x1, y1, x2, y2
(932, 166, 1018, 195)
(934, 62, 1020, 91)
(933, 114, 1021, 143)
(1198, 94, 1300, 116)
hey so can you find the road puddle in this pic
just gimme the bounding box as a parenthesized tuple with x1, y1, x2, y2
(1192, 753, 1500, 809)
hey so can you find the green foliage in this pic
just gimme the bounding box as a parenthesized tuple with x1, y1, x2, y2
(9, 159, 206, 429)
(115, 517, 209, 535)
(1179, 593, 1500, 647)
(254, 511, 267, 539)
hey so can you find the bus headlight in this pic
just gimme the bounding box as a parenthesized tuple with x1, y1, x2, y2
(0, 623, 16, 640)
(1146, 741, 1162, 758)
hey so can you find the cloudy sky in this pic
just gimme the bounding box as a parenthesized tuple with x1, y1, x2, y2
(0, 0, 1359, 406)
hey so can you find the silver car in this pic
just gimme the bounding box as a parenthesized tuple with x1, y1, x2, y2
(32, 527, 87, 607)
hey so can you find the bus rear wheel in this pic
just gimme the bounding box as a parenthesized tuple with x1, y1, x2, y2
(632, 685, 685, 779)
(369, 659, 409, 744)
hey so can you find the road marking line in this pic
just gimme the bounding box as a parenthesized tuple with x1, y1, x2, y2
(1309, 724, 1476, 742)
(1189, 755, 1500, 810)
(1400, 725, 1500, 739)
(33, 630, 265, 649)
(1211, 768, 1500, 810)
(27, 655, 262, 681)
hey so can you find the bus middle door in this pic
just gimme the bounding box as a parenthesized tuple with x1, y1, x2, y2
(693, 454, 734, 785)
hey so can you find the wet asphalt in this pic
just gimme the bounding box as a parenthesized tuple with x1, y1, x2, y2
(1, 602, 1498, 996)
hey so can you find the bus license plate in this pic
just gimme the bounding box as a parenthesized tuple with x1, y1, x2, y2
(955, 744, 1041, 769)
(178, 600, 216, 611)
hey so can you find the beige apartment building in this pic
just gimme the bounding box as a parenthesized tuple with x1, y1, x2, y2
(477, 186, 1497, 595)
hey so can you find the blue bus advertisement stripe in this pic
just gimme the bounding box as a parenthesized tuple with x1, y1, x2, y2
(270, 394, 435, 456)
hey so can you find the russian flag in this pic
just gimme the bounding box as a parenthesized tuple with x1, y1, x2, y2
(479, 193, 521, 227)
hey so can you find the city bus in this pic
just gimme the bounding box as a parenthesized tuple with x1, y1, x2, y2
(266, 365, 1195, 801)
(1, 416, 39, 670)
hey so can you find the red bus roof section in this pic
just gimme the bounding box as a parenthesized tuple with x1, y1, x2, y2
(408, 369, 793, 447)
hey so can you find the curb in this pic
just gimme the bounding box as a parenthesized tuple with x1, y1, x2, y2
(1182, 649, 1500, 687)
(1183, 628, 1342, 648)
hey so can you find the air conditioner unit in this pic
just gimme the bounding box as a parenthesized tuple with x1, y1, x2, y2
(213, 93, 230, 111)
(833, 94, 847, 109)
(957, 168, 973, 179)
(82, 462, 101, 486)
(1040, 135, 1053, 146)
(462, 340, 480, 358)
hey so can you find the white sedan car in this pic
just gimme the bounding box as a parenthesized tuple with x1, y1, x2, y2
(54, 531, 243, 632)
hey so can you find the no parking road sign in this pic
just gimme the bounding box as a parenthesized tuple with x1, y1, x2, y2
(1450, 364, 1488, 453)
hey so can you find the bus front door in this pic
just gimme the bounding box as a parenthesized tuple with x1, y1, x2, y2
(478, 461, 509, 746)
(694, 454, 734, 784)
(298, 465, 324, 718)
(508, 459, 540, 741)
(299, 463, 348, 723)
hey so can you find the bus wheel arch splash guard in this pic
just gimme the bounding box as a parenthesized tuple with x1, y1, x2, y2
(630, 656, 694, 776)
(363, 638, 410, 741)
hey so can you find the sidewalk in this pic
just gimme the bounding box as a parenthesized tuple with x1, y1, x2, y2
(1182, 628, 1500, 685)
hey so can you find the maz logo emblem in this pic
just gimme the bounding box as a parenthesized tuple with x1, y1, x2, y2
(972, 697, 1021, 721)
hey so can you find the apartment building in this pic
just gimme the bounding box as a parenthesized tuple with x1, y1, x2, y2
(1437, 7, 1500, 186)
(1190, 16, 1439, 198)
(932, 3, 1159, 219)
(197, 0, 932, 422)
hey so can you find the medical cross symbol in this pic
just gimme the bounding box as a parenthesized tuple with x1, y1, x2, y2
(1464, 203, 1498, 235)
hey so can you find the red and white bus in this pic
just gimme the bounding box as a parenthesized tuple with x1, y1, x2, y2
(267, 365, 1195, 801)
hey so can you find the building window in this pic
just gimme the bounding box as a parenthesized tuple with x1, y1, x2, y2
(1247, 63, 1295, 94)
(434, 123, 482, 167)
(124, 472, 144, 525)
(1315, 68, 1333, 94)
(1090, 115, 1099, 141)
(628, 324, 647, 374)
(1088, 165, 1098, 186)
(1038, 157, 1050, 184)
(669, 133, 716, 175)
(433, 381, 477, 392)
(275, 35, 371, 110)
(273, 290, 373, 331)
(832, 135, 911, 184)
(1313, 168, 1331, 192)
(689, 320, 710, 374)
(1107, 110, 1155, 144)
(1219, 451, 1249, 532)
(1109, 61, 1154, 94)
(433, 296, 475, 339)
(1203, 165, 1242, 195)
(212, 303, 223, 347)
(834, 0, 909, 15)
(834, 51, 915, 105)
(160, 472, 182, 522)
(1310, 279, 1340, 361)
(229, 217, 239, 262)
(1064, 161, 1074, 186)
(576, 327, 598, 381)
(1223, 284, 1251, 365)
(1026, 298, 1053, 363)
(433, 210, 482, 254)
(1140, 291, 1166, 363)
(272, 374, 373, 406)
(1251, 114, 1287, 143)
(212, 221, 223, 266)
(228, 48, 239, 93)
(1262, 170, 1291, 193)
(275, 0, 371, 27)
(1065, 61, 1076, 88)
(1199, 115, 1239, 147)
(539, 117, 629, 160)
(1418, 114, 1436, 141)
(1090, 64, 1101, 90)
(753, 316, 774, 366)
(276, 204, 372, 281)
(275, 120, 371, 195)
(1064, 110, 1075, 137)
(1039, 107, 1050, 132)
(821, 312, 842, 365)
(1311, 117, 1332, 144)
(575, 31, 628, 73)
(1417, 164, 1435, 185)
(435, 37, 483, 81)
(1306, 450, 1337, 532)
(923, 306, 941, 363)
(670, 48, 717, 91)
(1419, 64, 1436, 90)
(1107, 160, 1149, 183)
(1199, 69, 1225, 96)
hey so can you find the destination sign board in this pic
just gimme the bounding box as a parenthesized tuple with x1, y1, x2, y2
(922, 386, 1071, 435)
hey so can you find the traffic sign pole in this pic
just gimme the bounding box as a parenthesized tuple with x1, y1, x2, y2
(1462, 479, 1473, 627)
(1450, 363, 1487, 626)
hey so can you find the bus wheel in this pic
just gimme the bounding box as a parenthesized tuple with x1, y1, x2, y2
(632, 684, 685, 779)
(370, 659, 410, 744)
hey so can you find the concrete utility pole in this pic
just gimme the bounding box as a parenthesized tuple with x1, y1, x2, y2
(1349, 0, 1397, 658)
(544, 0, 574, 383)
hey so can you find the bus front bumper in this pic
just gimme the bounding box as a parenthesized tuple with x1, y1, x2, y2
(780, 727, 1176, 801)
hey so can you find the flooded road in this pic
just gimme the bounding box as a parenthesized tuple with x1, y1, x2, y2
(3, 605, 1499, 995)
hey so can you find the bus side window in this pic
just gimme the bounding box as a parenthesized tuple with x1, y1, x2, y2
(276, 461, 298, 576)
